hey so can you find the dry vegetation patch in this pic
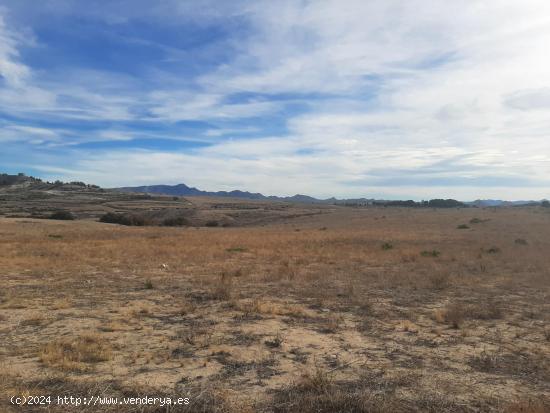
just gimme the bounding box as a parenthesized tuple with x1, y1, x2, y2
(0, 206, 549, 411)
(39, 335, 112, 372)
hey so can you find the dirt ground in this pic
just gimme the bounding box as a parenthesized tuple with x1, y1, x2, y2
(1, 205, 549, 412)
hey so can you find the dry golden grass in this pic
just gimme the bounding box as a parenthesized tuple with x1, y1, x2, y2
(0, 205, 549, 412)
(39, 334, 112, 372)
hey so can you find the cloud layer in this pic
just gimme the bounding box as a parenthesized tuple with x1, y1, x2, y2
(1, 1, 550, 199)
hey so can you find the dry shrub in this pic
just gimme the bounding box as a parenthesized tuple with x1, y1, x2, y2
(427, 272, 450, 290)
(126, 302, 153, 318)
(50, 298, 72, 310)
(318, 314, 343, 334)
(466, 300, 503, 320)
(469, 349, 550, 381)
(354, 297, 374, 316)
(175, 301, 196, 316)
(399, 320, 418, 333)
(20, 314, 48, 327)
(270, 368, 409, 413)
(434, 298, 502, 329)
(238, 298, 309, 318)
(469, 350, 500, 373)
(276, 259, 298, 281)
(504, 399, 550, 413)
(97, 321, 125, 332)
(211, 272, 234, 300)
(299, 367, 334, 394)
(434, 302, 465, 329)
(401, 252, 417, 263)
(0, 294, 27, 309)
(39, 335, 111, 372)
(264, 333, 284, 348)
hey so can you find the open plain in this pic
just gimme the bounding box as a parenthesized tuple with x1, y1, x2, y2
(1, 204, 549, 412)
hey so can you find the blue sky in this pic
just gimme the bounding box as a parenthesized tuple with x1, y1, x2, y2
(1, 0, 550, 199)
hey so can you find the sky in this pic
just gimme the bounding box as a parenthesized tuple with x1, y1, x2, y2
(1, 0, 550, 200)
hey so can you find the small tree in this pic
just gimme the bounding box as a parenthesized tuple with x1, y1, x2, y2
(542, 200, 550, 208)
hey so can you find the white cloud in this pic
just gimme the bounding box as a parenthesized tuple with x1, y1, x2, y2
(0, 13, 31, 87)
(4, 1, 550, 199)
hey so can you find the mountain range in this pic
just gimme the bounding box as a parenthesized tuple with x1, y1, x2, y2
(2, 174, 545, 206)
(114, 182, 547, 207)
(115, 183, 335, 203)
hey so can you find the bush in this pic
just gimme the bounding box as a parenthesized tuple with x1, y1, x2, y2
(226, 247, 247, 253)
(49, 210, 75, 220)
(457, 224, 469, 229)
(211, 272, 233, 300)
(205, 220, 219, 227)
(541, 200, 550, 208)
(162, 216, 189, 227)
(421, 250, 440, 257)
(99, 212, 147, 226)
(440, 302, 465, 329)
(381, 242, 393, 250)
(435, 300, 502, 329)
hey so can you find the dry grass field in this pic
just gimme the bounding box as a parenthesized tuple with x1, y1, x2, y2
(1, 205, 549, 412)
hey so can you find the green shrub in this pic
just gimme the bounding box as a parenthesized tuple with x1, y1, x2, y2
(48, 210, 75, 220)
(421, 250, 440, 257)
(470, 217, 490, 224)
(162, 216, 189, 227)
(205, 220, 219, 227)
(381, 242, 393, 250)
(99, 212, 148, 226)
(226, 247, 247, 253)
(457, 224, 469, 229)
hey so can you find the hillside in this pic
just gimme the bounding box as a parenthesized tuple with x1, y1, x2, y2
(0, 174, 332, 227)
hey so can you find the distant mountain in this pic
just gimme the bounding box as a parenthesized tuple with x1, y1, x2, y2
(111, 182, 549, 207)
(115, 183, 323, 203)
(268, 194, 321, 203)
